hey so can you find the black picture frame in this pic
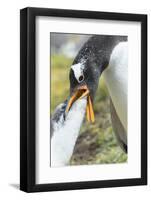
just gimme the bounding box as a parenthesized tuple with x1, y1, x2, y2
(20, 7, 147, 192)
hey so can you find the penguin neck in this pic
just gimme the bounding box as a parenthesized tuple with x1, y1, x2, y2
(73, 35, 127, 73)
(51, 98, 87, 167)
(103, 41, 128, 131)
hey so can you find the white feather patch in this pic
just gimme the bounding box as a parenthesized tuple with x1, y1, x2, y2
(71, 63, 84, 82)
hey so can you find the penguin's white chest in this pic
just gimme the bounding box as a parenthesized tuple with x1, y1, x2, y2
(103, 42, 128, 131)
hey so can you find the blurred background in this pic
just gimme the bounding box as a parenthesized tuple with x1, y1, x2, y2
(50, 33, 127, 165)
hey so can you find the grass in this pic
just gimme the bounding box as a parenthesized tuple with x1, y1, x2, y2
(51, 54, 72, 112)
(51, 54, 127, 165)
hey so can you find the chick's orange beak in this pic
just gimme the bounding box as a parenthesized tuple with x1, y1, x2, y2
(65, 85, 95, 123)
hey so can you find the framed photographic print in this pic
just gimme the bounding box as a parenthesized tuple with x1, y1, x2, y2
(20, 7, 147, 192)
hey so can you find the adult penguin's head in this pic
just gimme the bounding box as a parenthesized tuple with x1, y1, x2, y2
(66, 35, 127, 122)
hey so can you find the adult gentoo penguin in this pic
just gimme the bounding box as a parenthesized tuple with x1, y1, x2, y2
(51, 35, 128, 167)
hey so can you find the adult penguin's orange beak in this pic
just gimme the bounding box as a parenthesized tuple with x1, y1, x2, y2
(65, 84, 95, 123)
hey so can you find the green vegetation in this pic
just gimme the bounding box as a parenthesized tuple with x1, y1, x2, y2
(51, 54, 127, 165)
(51, 54, 72, 112)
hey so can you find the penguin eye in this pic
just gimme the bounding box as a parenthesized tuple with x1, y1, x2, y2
(78, 75, 84, 82)
(71, 63, 85, 84)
